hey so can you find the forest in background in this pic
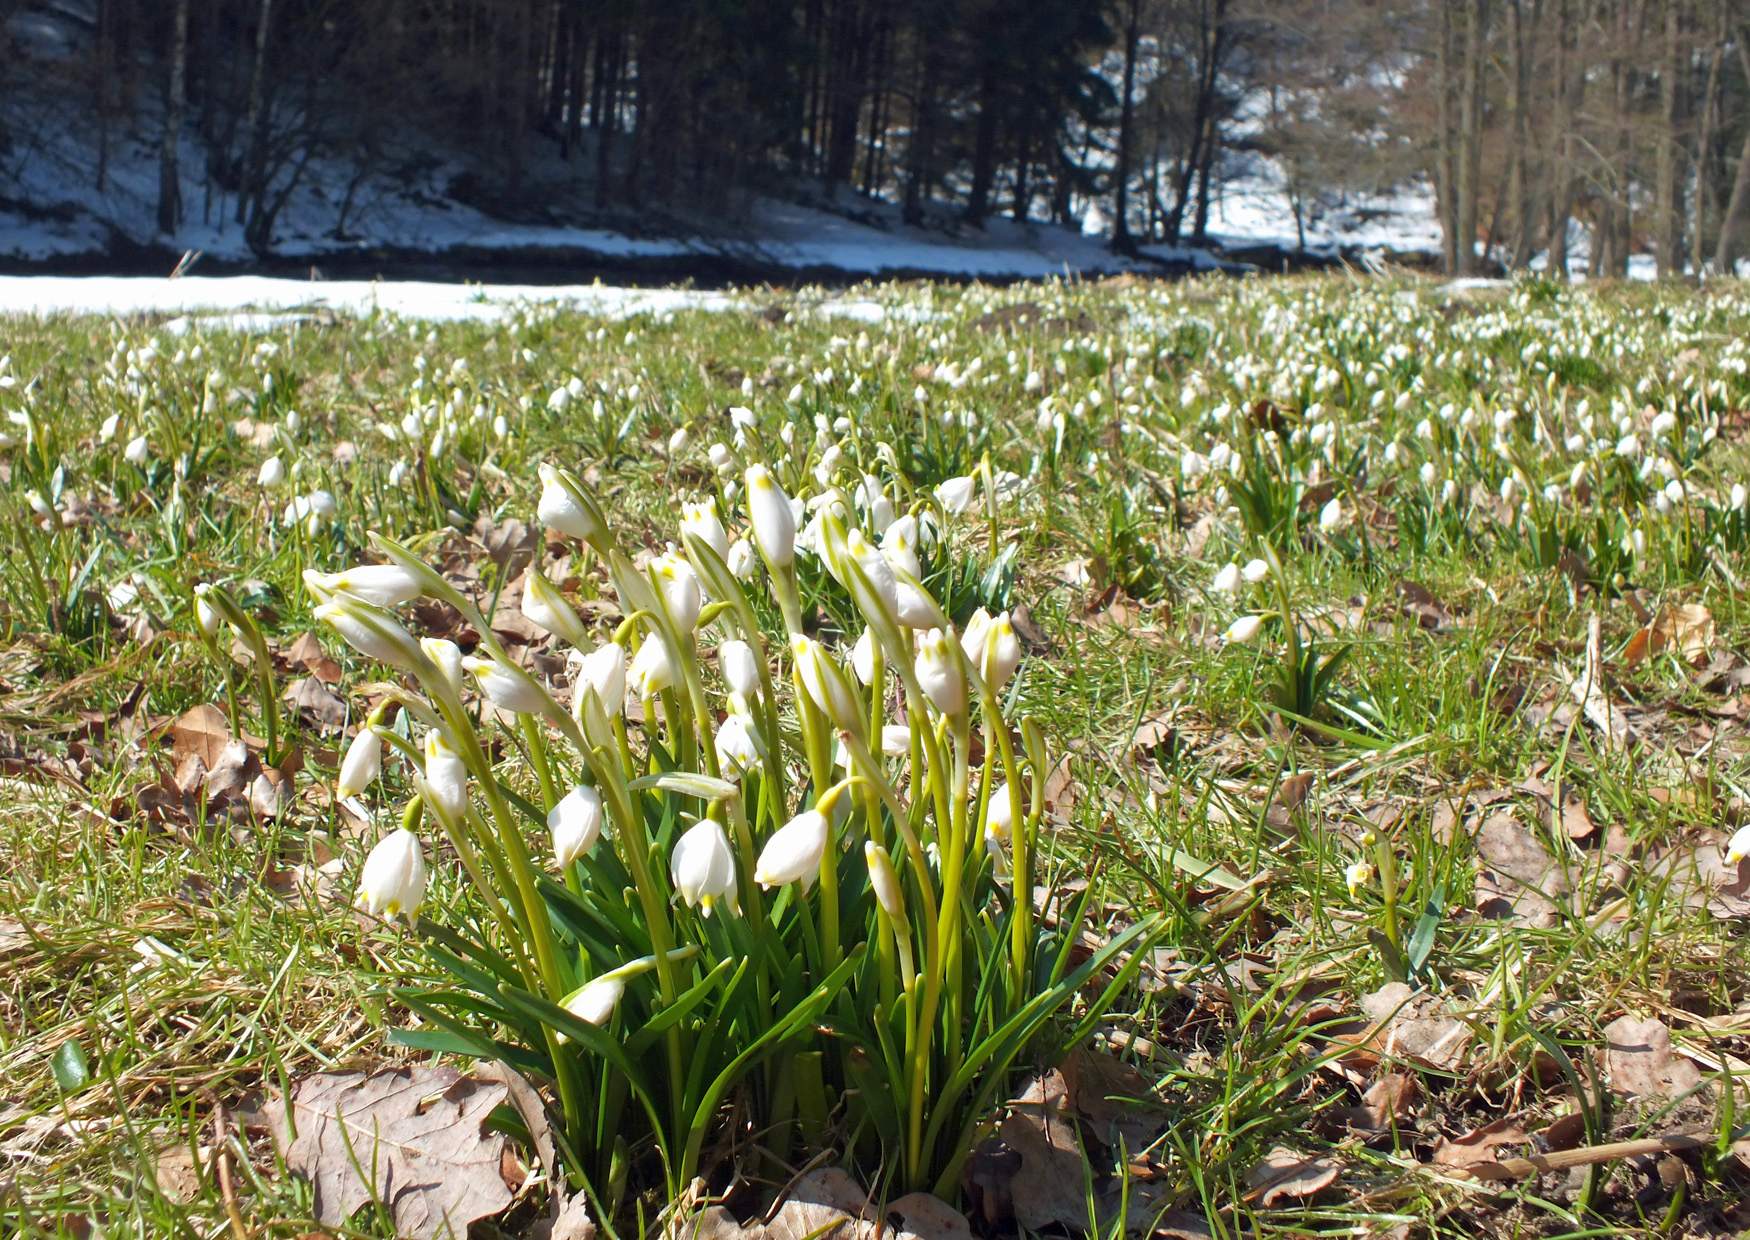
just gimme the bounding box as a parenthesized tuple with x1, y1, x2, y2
(6, 0, 1750, 275)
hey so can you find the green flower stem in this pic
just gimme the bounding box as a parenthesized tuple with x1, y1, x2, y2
(521, 713, 561, 813)
(977, 689, 1028, 994)
(793, 686, 840, 969)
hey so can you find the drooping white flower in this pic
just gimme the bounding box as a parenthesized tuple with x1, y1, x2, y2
(916, 628, 966, 716)
(791, 636, 862, 731)
(1725, 824, 1750, 867)
(670, 819, 738, 916)
(879, 723, 912, 758)
(984, 781, 1020, 843)
(306, 564, 423, 608)
(537, 463, 604, 543)
(1241, 558, 1269, 583)
(1318, 498, 1344, 533)
(714, 713, 762, 778)
(549, 785, 604, 868)
(357, 828, 428, 921)
(630, 635, 678, 697)
(522, 568, 587, 646)
(681, 500, 730, 560)
(563, 974, 625, 1027)
(193, 584, 222, 638)
(316, 596, 423, 671)
(745, 464, 797, 569)
(464, 654, 550, 716)
(258, 456, 286, 489)
(422, 731, 469, 821)
(1732, 482, 1749, 511)
(1222, 614, 1265, 645)
(755, 809, 829, 889)
(336, 728, 383, 800)
(123, 435, 150, 466)
(960, 609, 1023, 692)
(718, 639, 760, 699)
(881, 515, 922, 580)
(574, 642, 627, 716)
(1212, 562, 1241, 593)
(420, 637, 464, 696)
(850, 627, 877, 686)
(864, 841, 905, 919)
(652, 552, 703, 632)
(726, 537, 756, 579)
(1345, 859, 1375, 898)
(934, 475, 977, 515)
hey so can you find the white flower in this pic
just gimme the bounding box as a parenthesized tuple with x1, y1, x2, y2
(879, 723, 911, 758)
(755, 810, 829, 889)
(1241, 558, 1269, 583)
(864, 841, 905, 919)
(791, 636, 862, 731)
(563, 974, 624, 1027)
(1733, 483, 1749, 511)
(1345, 859, 1375, 898)
(745, 464, 797, 569)
(575, 643, 627, 716)
(123, 435, 150, 466)
(357, 828, 428, 921)
(984, 781, 1020, 842)
(422, 731, 469, 821)
(850, 627, 877, 685)
(193, 584, 222, 638)
(671, 819, 737, 916)
(681, 500, 730, 560)
(1725, 824, 1750, 867)
(522, 568, 587, 646)
(537, 463, 604, 543)
(258, 456, 286, 488)
(881, 515, 922, 579)
(1318, 498, 1344, 533)
(464, 654, 550, 716)
(934, 475, 977, 515)
(1223, 614, 1265, 645)
(630, 635, 678, 697)
(714, 713, 762, 778)
(841, 527, 900, 625)
(961, 609, 1022, 692)
(1212, 563, 1240, 593)
(726, 537, 756, 579)
(306, 564, 422, 608)
(652, 552, 703, 632)
(916, 628, 966, 716)
(316, 596, 423, 671)
(420, 637, 464, 696)
(336, 728, 382, 800)
(668, 427, 690, 454)
(549, 785, 604, 868)
(719, 639, 760, 699)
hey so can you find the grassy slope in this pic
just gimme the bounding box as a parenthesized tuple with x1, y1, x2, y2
(1, 275, 1748, 1236)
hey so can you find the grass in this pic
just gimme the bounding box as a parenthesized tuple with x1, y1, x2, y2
(2, 273, 1749, 1236)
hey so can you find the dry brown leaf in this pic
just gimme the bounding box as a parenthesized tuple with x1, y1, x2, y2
(285, 677, 348, 731)
(883, 1193, 972, 1240)
(1429, 1116, 1530, 1171)
(1244, 1146, 1339, 1205)
(169, 704, 233, 768)
(1624, 603, 1714, 669)
(1603, 1015, 1704, 1100)
(1354, 1071, 1419, 1130)
(263, 1066, 515, 1240)
(284, 632, 344, 684)
(1060, 1045, 1168, 1154)
(999, 1069, 1089, 1231)
(1354, 983, 1471, 1073)
(764, 1168, 871, 1240)
(1472, 810, 1568, 927)
(153, 1144, 206, 1204)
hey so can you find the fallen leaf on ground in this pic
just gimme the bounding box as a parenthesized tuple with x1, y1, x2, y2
(1471, 810, 1568, 927)
(284, 632, 344, 683)
(1245, 1146, 1339, 1205)
(153, 1144, 206, 1204)
(764, 1167, 871, 1240)
(1060, 1045, 1168, 1153)
(999, 1069, 1089, 1231)
(262, 1065, 515, 1240)
(1623, 603, 1714, 668)
(169, 704, 234, 768)
(1351, 982, 1471, 1073)
(1429, 1116, 1530, 1171)
(883, 1193, 972, 1240)
(1603, 1015, 1703, 1099)
(284, 676, 347, 731)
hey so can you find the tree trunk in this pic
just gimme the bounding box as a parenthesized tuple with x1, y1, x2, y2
(1435, 0, 1459, 272)
(157, 0, 190, 235)
(1545, 0, 1578, 277)
(1654, 0, 1683, 274)
(1506, 0, 1536, 268)
(1692, 24, 1724, 272)
(1111, 0, 1141, 252)
(1455, 0, 1489, 273)
(238, 0, 275, 227)
(1713, 35, 1750, 270)
(965, 65, 1000, 225)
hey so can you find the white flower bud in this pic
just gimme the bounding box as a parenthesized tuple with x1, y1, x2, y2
(549, 785, 603, 868)
(719, 639, 761, 698)
(1222, 614, 1265, 645)
(420, 637, 464, 696)
(916, 628, 966, 716)
(745, 465, 797, 569)
(563, 974, 624, 1027)
(357, 828, 427, 921)
(670, 819, 738, 916)
(422, 731, 469, 821)
(522, 568, 587, 646)
(755, 809, 829, 889)
(336, 728, 382, 800)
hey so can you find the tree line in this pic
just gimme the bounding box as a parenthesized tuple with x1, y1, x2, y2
(10, 0, 1750, 274)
